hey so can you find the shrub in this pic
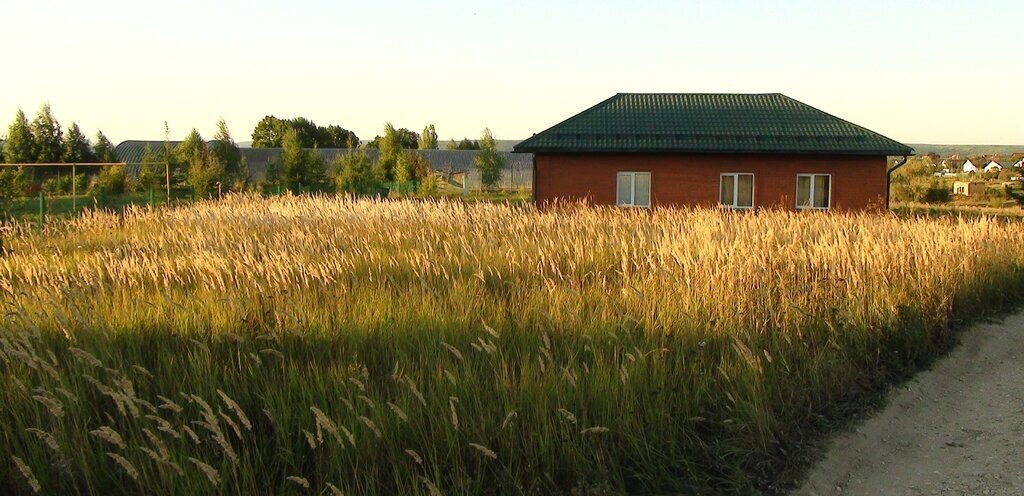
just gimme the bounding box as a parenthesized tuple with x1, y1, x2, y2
(333, 150, 380, 196)
(921, 180, 951, 203)
(95, 166, 127, 195)
(0, 166, 27, 215)
(419, 172, 441, 196)
(136, 163, 158, 192)
(187, 148, 226, 198)
(43, 176, 63, 194)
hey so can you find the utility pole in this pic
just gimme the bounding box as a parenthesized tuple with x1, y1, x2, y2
(164, 122, 172, 202)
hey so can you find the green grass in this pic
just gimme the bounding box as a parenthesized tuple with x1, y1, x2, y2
(3, 189, 196, 225)
(1, 196, 1023, 495)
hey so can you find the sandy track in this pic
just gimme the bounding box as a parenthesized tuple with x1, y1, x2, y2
(796, 311, 1024, 495)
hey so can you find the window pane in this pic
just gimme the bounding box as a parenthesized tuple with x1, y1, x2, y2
(720, 175, 735, 205)
(634, 173, 651, 207)
(796, 176, 811, 207)
(617, 173, 632, 206)
(813, 175, 830, 208)
(737, 174, 753, 207)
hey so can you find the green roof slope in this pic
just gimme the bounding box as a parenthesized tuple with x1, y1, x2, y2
(514, 93, 914, 156)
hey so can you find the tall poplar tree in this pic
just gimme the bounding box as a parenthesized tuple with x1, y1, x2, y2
(93, 131, 117, 162)
(211, 119, 242, 179)
(473, 128, 505, 190)
(3, 110, 35, 164)
(31, 104, 64, 163)
(62, 123, 96, 163)
(419, 124, 438, 149)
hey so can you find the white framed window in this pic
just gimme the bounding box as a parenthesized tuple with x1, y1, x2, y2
(616, 172, 651, 207)
(796, 174, 831, 210)
(719, 173, 754, 209)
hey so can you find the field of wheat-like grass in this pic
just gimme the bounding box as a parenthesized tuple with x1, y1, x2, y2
(1, 194, 1022, 495)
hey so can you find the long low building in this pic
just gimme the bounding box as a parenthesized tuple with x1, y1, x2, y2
(113, 141, 534, 190)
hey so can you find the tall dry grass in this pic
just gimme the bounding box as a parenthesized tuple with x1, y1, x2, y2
(1, 194, 1022, 494)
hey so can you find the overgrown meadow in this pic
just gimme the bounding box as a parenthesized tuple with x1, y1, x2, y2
(1, 196, 1022, 494)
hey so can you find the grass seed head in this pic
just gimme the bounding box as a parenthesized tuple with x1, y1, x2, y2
(12, 456, 41, 493)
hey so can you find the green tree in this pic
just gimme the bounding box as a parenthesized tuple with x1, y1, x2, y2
(419, 171, 440, 196)
(395, 151, 414, 184)
(445, 139, 457, 150)
(32, 103, 64, 163)
(187, 148, 226, 198)
(264, 159, 281, 186)
(251, 116, 288, 148)
(235, 155, 251, 191)
(1, 111, 33, 207)
(333, 150, 379, 195)
(252, 116, 358, 149)
(0, 167, 27, 215)
(95, 166, 127, 194)
(62, 122, 96, 163)
(473, 128, 505, 190)
(289, 117, 322, 148)
(176, 128, 206, 167)
(279, 129, 328, 191)
(305, 150, 328, 190)
(396, 150, 431, 183)
(93, 131, 117, 162)
(367, 126, 419, 150)
(419, 124, 438, 149)
(162, 122, 179, 190)
(137, 144, 161, 191)
(450, 137, 480, 150)
(373, 123, 405, 182)
(324, 125, 359, 148)
(4, 110, 36, 164)
(280, 129, 305, 189)
(211, 119, 243, 181)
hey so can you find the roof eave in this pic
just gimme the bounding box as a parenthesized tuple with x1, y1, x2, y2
(515, 147, 915, 156)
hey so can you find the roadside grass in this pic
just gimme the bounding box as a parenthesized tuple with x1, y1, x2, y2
(1, 195, 1023, 494)
(893, 201, 1024, 219)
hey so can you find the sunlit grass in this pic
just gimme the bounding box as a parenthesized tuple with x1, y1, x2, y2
(1, 194, 1022, 494)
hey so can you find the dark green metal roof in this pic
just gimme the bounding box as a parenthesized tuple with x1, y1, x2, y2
(114, 140, 181, 162)
(513, 93, 914, 156)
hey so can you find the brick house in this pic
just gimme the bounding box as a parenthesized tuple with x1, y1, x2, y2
(514, 93, 914, 211)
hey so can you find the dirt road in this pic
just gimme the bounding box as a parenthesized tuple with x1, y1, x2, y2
(797, 311, 1024, 495)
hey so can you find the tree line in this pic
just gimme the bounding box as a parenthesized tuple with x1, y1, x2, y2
(250, 116, 483, 151)
(0, 105, 509, 213)
(263, 123, 505, 196)
(0, 104, 120, 207)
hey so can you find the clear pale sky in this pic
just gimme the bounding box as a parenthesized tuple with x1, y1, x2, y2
(2, 0, 1021, 146)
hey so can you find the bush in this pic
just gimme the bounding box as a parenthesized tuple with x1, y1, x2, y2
(137, 163, 158, 192)
(419, 172, 441, 197)
(95, 166, 127, 195)
(0, 167, 27, 216)
(333, 150, 380, 196)
(920, 180, 951, 203)
(187, 149, 226, 198)
(43, 176, 63, 195)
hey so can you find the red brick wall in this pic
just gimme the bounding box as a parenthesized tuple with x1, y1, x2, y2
(533, 153, 889, 211)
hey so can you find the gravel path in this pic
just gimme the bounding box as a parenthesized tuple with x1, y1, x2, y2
(796, 311, 1024, 496)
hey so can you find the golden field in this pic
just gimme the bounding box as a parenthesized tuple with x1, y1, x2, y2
(1, 195, 1022, 494)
